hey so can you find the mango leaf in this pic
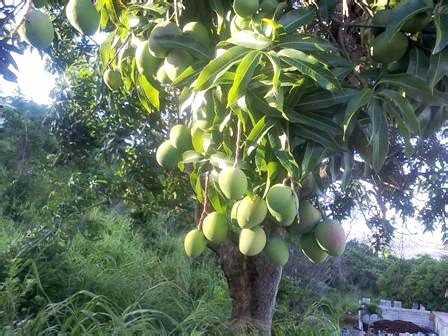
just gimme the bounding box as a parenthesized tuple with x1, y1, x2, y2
(427, 50, 448, 89)
(433, 9, 448, 54)
(173, 61, 208, 86)
(277, 34, 339, 53)
(228, 50, 262, 106)
(377, 74, 448, 105)
(342, 88, 372, 139)
(210, 0, 226, 34)
(182, 150, 203, 163)
(195, 46, 248, 91)
(299, 127, 341, 151)
(265, 52, 282, 97)
(293, 88, 358, 113)
(278, 7, 316, 33)
(421, 107, 448, 138)
(247, 117, 275, 155)
(383, 0, 433, 42)
(301, 144, 325, 177)
(388, 100, 414, 157)
(341, 151, 354, 189)
(285, 111, 342, 135)
(407, 47, 429, 79)
(208, 185, 226, 214)
(227, 30, 273, 50)
(190, 171, 204, 203)
(368, 99, 389, 173)
(377, 89, 420, 134)
(152, 35, 212, 60)
(137, 74, 159, 110)
(278, 48, 340, 91)
(267, 126, 301, 178)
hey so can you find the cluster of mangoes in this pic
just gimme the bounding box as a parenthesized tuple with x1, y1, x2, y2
(370, 0, 432, 63)
(102, 20, 210, 91)
(180, 164, 347, 265)
(155, 126, 347, 265)
(18, 0, 99, 50)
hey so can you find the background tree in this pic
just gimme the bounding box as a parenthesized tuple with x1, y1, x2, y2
(3, 0, 447, 333)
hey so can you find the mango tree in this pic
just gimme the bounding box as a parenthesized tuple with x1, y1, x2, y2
(6, 0, 448, 332)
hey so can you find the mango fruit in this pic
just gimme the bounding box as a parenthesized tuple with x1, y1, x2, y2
(184, 229, 206, 257)
(169, 124, 192, 152)
(300, 232, 328, 263)
(314, 219, 346, 256)
(156, 140, 181, 169)
(103, 69, 122, 91)
(182, 21, 210, 46)
(236, 195, 267, 229)
(265, 237, 289, 266)
(218, 167, 247, 200)
(135, 40, 160, 80)
(266, 184, 298, 226)
(66, 0, 99, 35)
(149, 21, 181, 58)
(18, 10, 54, 49)
(239, 226, 267, 256)
(164, 49, 194, 82)
(202, 212, 228, 243)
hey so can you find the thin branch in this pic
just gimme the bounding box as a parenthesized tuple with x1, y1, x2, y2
(8, 0, 31, 37)
(104, 34, 131, 70)
(197, 171, 210, 230)
(234, 119, 242, 167)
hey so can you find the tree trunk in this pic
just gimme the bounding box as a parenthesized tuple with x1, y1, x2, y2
(213, 239, 283, 335)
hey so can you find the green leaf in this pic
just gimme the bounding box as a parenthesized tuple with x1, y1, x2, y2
(228, 51, 262, 106)
(227, 30, 273, 50)
(246, 117, 275, 155)
(190, 171, 204, 203)
(293, 88, 358, 112)
(208, 185, 226, 214)
(342, 88, 372, 139)
(389, 101, 414, 157)
(427, 50, 448, 89)
(265, 52, 282, 97)
(285, 111, 342, 135)
(137, 74, 159, 110)
(172, 61, 208, 86)
(151, 35, 212, 60)
(276, 34, 339, 53)
(278, 7, 316, 33)
(407, 47, 429, 79)
(299, 127, 341, 151)
(278, 48, 340, 91)
(383, 0, 433, 42)
(368, 99, 389, 173)
(194, 46, 248, 91)
(377, 89, 420, 134)
(377, 74, 448, 105)
(182, 150, 203, 163)
(433, 10, 448, 54)
(301, 144, 325, 177)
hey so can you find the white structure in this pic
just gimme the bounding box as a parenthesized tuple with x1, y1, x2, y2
(433, 312, 448, 335)
(359, 298, 448, 334)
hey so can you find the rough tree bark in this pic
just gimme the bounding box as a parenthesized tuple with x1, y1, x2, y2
(213, 238, 283, 335)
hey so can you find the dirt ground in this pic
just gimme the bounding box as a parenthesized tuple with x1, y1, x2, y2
(371, 319, 434, 333)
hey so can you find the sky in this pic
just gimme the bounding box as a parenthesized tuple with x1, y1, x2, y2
(0, 48, 446, 259)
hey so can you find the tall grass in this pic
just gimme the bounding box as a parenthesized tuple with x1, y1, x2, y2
(1, 209, 347, 335)
(1, 210, 231, 335)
